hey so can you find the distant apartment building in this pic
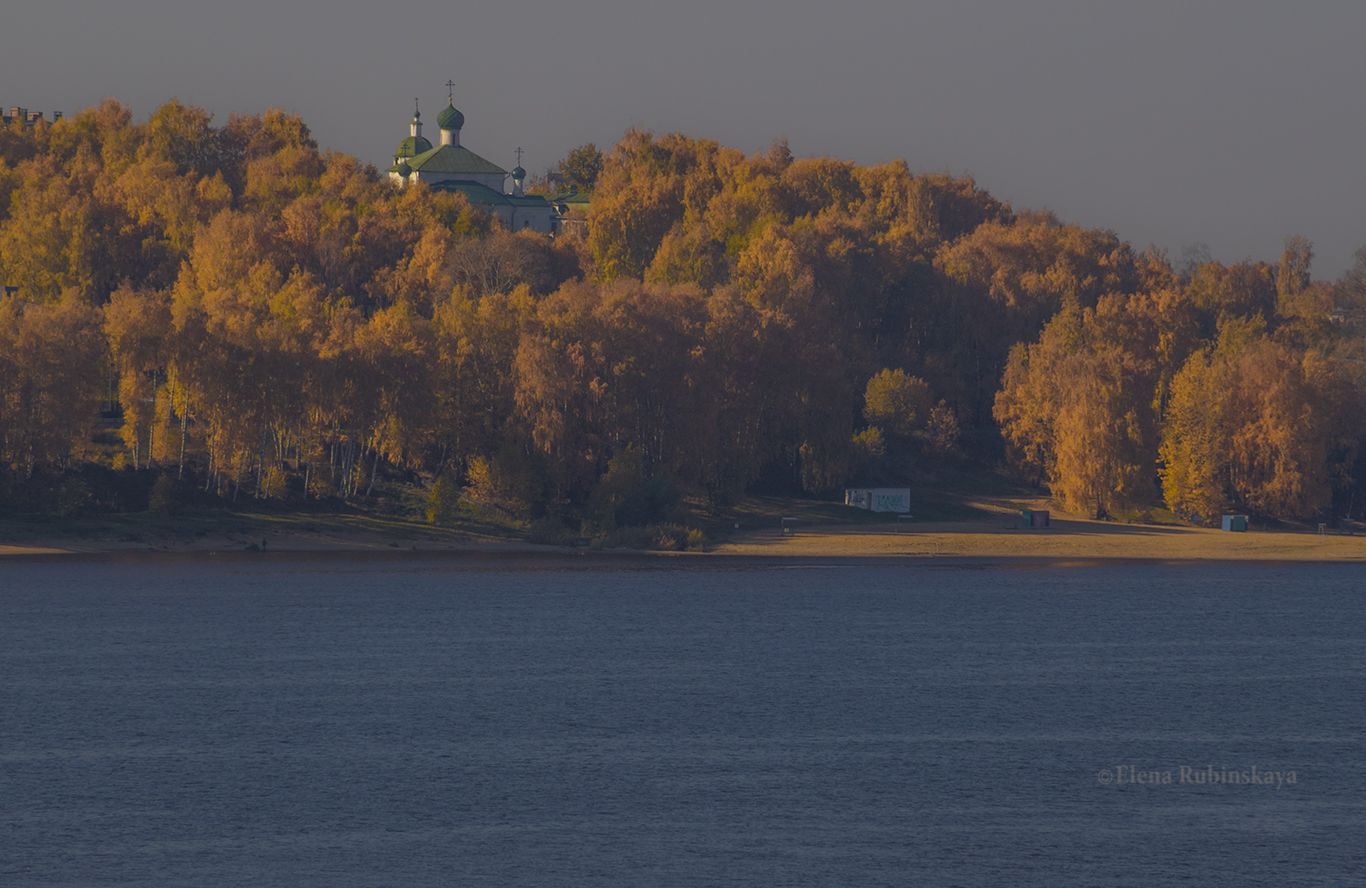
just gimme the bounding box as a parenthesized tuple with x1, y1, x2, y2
(1, 106, 63, 126)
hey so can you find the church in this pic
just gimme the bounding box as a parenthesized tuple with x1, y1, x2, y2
(388, 87, 558, 234)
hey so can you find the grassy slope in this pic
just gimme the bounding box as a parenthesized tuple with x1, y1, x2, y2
(3, 468, 1360, 558)
(0, 499, 524, 554)
(695, 467, 1040, 533)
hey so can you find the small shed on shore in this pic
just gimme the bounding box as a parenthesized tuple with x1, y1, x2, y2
(1221, 514, 1249, 532)
(1022, 509, 1050, 529)
(844, 488, 911, 513)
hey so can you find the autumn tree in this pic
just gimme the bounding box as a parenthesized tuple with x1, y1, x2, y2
(104, 286, 173, 468)
(557, 143, 603, 193)
(1158, 349, 1231, 522)
(1159, 316, 1359, 523)
(0, 295, 105, 476)
(995, 296, 1164, 516)
(863, 369, 934, 438)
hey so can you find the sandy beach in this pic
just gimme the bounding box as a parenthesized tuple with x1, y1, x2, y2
(714, 517, 1366, 562)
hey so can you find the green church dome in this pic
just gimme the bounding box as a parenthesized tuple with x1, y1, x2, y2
(394, 161, 412, 177)
(437, 103, 465, 131)
(395, 135, 432, 159)
(512, 165, 526, 179)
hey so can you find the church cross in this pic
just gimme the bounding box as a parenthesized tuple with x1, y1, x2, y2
(446, 80, 456, 103)
(515, 146, 524, 166)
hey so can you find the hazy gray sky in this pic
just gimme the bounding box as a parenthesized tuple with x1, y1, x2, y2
(5, 0, 1365, 275)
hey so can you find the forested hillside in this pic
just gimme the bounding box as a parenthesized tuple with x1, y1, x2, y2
(1, 100, 1363, 529)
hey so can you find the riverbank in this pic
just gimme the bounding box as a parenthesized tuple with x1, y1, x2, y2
(0, 508, 525, 559)
(2, 507, 1362, 563)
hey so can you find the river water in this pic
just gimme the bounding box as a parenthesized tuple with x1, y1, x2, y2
(2, 557, 1363, 886)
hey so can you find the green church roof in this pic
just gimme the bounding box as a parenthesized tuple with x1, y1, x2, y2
(436, 103, 465, 131)
(551, 189, 592, 206)
(395, 135, 433, 159)
(429, 180, 553, 209)
(407, 144, 507, 176)
(429, 181, 510, 206)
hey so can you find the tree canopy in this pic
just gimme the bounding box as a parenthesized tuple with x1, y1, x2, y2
(1, 103, 1362, 527)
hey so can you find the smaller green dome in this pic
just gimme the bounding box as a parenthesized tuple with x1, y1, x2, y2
(512, 165, 526, 179)
(395, 135, 432, 159)
(395, 161, 412, 177)
(437, 103, 464, 131)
